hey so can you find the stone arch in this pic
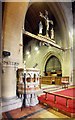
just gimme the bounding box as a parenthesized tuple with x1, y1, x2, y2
(45, 55, 62, 72)
(41, 51, 63, 75)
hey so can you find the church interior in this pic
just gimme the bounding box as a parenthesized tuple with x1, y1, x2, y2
(0, 1, 75, 119)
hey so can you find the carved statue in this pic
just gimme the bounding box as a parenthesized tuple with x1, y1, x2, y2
(40, 10, 53, 37)
(51, 27, 54, 39)
(39, 21, 43, 34)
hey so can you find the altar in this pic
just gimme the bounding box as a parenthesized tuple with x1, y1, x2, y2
(17, 68, 40, 107)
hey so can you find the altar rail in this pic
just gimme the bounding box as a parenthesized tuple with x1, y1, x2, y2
(38, 89, 75, 117)
(43, 90, 75, 107)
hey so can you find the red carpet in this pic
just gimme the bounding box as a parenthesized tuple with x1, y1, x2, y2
(38, 88, 75, 118)
(54, 88, 75, 97)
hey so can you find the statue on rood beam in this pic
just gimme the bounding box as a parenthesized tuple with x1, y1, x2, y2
(39, 10, 54, 39)
(51, 27, 54, 40)
(39, 21, 43, 35)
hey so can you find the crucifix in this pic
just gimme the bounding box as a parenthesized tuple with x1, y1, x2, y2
(39, 10, 54, 39)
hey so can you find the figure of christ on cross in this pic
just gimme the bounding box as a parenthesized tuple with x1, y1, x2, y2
(40, 10, 53, 37)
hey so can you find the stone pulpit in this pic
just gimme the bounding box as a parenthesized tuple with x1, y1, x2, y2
(17, 68, 40, 106)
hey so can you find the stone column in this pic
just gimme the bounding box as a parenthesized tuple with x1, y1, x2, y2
(2, 60, 18, 99)
(2, 2, 28, 112)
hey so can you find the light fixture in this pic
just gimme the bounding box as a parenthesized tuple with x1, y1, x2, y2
(35, 47, 39, 51)
(26, 51, 30, 55)
(26, 46, 31, 55)
(2, 51, 11, 57)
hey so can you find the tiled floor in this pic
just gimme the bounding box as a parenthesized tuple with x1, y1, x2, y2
(2, 104, 70, 119)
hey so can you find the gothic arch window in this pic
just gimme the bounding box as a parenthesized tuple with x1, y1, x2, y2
(45, 55, 61, 73)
